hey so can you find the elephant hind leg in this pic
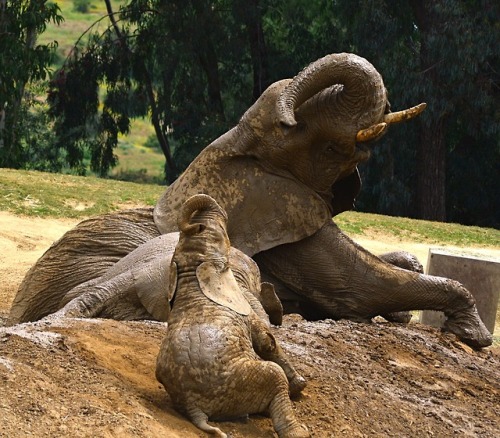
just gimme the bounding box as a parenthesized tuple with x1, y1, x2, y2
(209, 360, 307, 437)
(186, 406, 227, 437)
(250, 315, 306, 396)
(245, 361, 308, 438)
(267, 384, 310, 438)
(381, 311, 412, 324)
(378, 250, 423, 324)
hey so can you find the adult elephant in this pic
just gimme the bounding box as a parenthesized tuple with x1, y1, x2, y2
(7, 53, 491, 348)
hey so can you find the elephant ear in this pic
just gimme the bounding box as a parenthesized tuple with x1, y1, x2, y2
(154, 150, 332, 256)
(135, 256, 176, 322)
(196, 261, 252, 315)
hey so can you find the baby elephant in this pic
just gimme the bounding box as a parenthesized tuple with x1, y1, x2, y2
(156, 194, 309, 438)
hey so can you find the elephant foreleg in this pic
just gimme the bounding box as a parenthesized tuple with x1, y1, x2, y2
(378, 250, 424, 324)
(49, 271, 152, 321)
(254, 222, 492, 348)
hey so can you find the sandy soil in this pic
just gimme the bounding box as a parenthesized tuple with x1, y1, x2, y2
(1, 211, 499, 437)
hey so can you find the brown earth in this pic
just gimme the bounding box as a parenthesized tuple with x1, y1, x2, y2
(1, 211, 499, 437)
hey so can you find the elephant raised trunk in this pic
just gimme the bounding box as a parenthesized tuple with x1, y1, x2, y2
(277, 53, 388, 137)
(277, 53, 425, 144)
(178, 194, 228, 235)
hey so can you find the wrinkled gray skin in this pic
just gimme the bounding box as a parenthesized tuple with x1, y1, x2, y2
(156, 194, 308, 438)
(49, 232, 284, 327)
(8, 53, 491, 348)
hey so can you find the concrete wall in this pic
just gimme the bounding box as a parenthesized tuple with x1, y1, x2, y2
(419, 249, 500, 334)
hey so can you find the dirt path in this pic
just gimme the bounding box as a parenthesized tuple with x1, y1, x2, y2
(1, 211, 499, 437)
(0, 212, 79, 316)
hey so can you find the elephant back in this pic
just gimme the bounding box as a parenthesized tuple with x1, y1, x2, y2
(7, 208, 160, 325)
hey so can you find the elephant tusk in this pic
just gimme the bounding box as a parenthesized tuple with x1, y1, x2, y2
(384, 102, 427, 125)
(356, 122, 388, 143)
(356, 103, 427, 142)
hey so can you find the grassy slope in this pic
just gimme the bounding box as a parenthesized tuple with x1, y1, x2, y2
(1, 168, 499, 249)
(0, 168, 164, 218)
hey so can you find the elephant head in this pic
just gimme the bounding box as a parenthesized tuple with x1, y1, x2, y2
(154, 53, 425, 255)
(239, 53, 423, 195)
(169, 194, 253, 316)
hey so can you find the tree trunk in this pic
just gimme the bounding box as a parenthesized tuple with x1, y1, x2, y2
(197, 43, 225, 119)
(192, 0, 225, 119)
(410, 0, 448, 221)
(416, 117, 447, 221)
(104, 0, 178, 182)
(235, 0, 269, 100)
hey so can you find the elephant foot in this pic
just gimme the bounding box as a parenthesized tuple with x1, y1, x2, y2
(288, 375, 307, 397)
(443, 304, 492, 348)
(277, 423, 310, 438)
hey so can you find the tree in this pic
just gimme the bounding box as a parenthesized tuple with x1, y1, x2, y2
(331, 0, 499, 227)
(0, 0, 63, 168)
(49, 0, 264, 182)
(44, 0, 499, 227)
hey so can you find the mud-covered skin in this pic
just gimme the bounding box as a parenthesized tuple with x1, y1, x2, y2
(379, 251, 424, 324)
(380, 251, 424, 274)
(45, 231, 282, 327)
(156, 195, 308, 438)
(8, 53, 491, 348)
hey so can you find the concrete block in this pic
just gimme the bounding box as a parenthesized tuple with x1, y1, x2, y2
(419, 248, 500, 334)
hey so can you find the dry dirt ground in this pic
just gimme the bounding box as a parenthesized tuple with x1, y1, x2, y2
(1, 211, 499, 437)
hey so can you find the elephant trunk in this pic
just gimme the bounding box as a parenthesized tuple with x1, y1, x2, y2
(276, 53, 387, 133)
(276, 53, 425, 142)
(178, 194, 228, 234)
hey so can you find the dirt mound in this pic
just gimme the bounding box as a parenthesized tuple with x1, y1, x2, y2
(1, 211, 499, 437)
(1, 316, 499, 437)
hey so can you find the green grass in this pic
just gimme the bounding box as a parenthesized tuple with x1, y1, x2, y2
(111, 118, 165, 183)
(40, 0, 126, 61)
(336, 211, 499, 248)
(0, 168, 164, 219)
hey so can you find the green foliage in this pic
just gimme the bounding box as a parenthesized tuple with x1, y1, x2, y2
(332, 0, 499, 228)
(9, 0, 496, 228)
(72, 0, 92, 13)
(0, 0, 63, 168)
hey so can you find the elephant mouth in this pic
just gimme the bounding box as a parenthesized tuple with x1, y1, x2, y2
(355, 143, 372, 162)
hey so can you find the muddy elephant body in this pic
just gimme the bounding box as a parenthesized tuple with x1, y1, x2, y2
(44, 230, 283, 327)
(156, 195, 308, 438)
(7, 53, 491, 348)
